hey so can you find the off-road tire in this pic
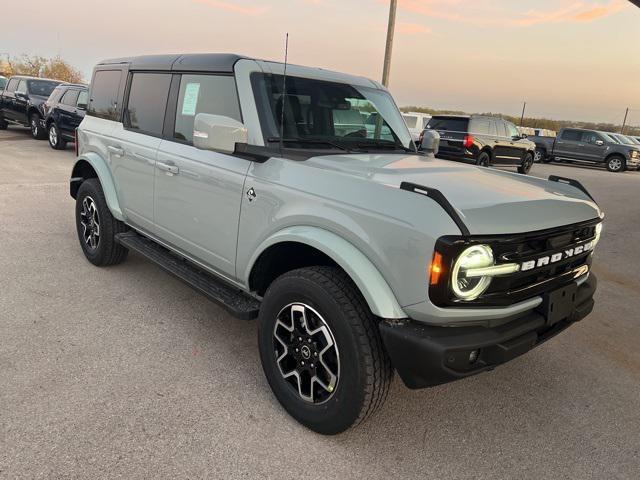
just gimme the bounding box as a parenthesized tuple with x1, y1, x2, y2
(258, 266, 393, 435)
(518, 152, 534, 175)
(48, 123, 67, 150)
(605, 155, 625, 173)
(75, 178, 129, 266)
(30, 113, 46, 140)
(476, 151, 491, 167)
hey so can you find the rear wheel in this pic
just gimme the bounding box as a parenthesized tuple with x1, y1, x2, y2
(30, 113, 46, 139)
(605, 155, 625, 173)
(476, 151, 491, 167)
(48, 123, 67, 150)
(518, 152, 534, 175)
(75, 178, 129, 266)
(258, 266, 393, 435)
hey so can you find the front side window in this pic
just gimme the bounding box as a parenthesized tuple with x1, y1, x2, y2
(77, 90, 89, 108)
(61, 89, 80, 106)
(16, 80, 27, 94)
(88, 70, 122, 121)
(252, 73, 413, 152)
(496, 121, 508, 138)
(124, 73, 171, 136)
(506, 122, 519, 138)
(582, 132, 603, 144)
(27, 80, 59, 97)
(174, 74, 241, 144)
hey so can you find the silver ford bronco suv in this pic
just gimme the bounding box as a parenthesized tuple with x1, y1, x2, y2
(70, 54, 603, 434)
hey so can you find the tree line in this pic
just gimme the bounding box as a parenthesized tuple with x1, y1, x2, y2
(0, 55, 84, 84)
(401, 106, 640, 137)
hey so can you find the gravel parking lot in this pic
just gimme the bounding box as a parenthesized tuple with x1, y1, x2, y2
(1, 126, 639, 479)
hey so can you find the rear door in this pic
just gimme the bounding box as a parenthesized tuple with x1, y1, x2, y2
(114, 72, 172, 233)
(554, 129, 582, 159)
(14, 80, 29, 123)
(153, 73, 249, 278)
(1, 78, 19, 121)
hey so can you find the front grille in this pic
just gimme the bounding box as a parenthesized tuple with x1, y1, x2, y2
(431, 218, 600, 308)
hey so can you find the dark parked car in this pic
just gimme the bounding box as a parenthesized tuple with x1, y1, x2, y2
(43, 83, 88, 149)
(0, 75, 63, 138)
(424, 115, 536, 174)
(529, 128, 640, 172)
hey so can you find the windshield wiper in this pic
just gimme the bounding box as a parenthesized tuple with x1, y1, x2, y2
(268, 137, 351, 152)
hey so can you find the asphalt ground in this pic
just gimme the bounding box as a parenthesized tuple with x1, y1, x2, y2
(1, 125, 639, 479)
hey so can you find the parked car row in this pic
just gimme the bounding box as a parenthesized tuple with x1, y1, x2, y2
(0, 75, 87, 150)
(529, 128, 640, 172)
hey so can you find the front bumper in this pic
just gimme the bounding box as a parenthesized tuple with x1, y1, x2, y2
(379, 273, 597, 389)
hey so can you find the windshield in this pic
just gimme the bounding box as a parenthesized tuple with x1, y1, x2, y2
(251, 73, 414, 152)
(614, 134, 635, 145)
(602, 133, 620, 143)
(27, 80, 60, 97)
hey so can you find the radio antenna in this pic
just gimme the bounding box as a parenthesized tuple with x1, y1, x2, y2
(279, 33, 289, 155)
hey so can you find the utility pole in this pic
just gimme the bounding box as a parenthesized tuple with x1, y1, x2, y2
(381, 0, 397, 87)
(520, 101, 527, 126)
(621, 107, 629, 134)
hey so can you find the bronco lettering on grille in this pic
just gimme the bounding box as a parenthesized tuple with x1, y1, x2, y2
(520, 239, 595, 272)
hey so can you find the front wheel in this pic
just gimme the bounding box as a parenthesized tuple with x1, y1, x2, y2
(48, 123, 67, 150)
(75, 178, 129, 266)
(533, 148, 546, 163)
(518, 152, 534, 174)
(606, 155, 625, 173)
(30, 113, 46, 140)
(258, 266, 393, 435)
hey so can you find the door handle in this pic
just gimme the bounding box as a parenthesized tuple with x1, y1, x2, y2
(157, 162, 179, 175)
(107, 145, 125, 157)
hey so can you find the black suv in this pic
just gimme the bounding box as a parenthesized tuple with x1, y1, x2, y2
(0, 75, 63, 138)
(425, 115, 536, 174)
(43, 83, 88, 149)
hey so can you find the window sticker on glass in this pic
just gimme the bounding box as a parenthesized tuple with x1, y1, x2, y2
(181, 83, 201, 116)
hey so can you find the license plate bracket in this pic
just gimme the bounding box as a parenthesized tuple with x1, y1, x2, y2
(539, 282, 578, 326)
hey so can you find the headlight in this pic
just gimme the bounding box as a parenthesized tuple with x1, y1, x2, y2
(594, 222, 603, 246)
(451, 245, 494, 301)
(631, 151, 639, 159)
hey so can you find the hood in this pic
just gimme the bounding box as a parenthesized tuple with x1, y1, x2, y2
(305, 153, 601, 235)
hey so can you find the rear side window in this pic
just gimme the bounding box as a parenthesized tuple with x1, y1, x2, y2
(426, 117, 469, 133)
(88, 70, 122, 121)
(124, 73, 172, 136)
(470, 118, 491, 135)
(173, 74, 241, 144)
(61, 90, 80, 106)
(561, 130, 582, 141)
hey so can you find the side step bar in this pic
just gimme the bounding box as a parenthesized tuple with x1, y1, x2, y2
(116, 231, 260, 320)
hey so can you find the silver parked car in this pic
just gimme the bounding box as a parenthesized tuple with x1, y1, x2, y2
(71, 54, 603, 434)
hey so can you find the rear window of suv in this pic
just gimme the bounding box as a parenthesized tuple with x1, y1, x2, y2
(426, 117, 468, 133)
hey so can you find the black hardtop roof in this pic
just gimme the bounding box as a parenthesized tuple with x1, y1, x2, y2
(97, 53, 248, 73)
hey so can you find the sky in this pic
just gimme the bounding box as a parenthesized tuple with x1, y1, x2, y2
(2, 0, 639, 125)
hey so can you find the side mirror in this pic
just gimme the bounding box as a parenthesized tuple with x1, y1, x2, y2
(193, 113, 248, 154)
(15, 91, 27, 99)
(520, 133, 528, 139)
(595, 140, 604, 146)
(77, 103, 87, 111)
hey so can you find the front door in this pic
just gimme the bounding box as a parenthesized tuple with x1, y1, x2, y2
(153, 73, 247, 279)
